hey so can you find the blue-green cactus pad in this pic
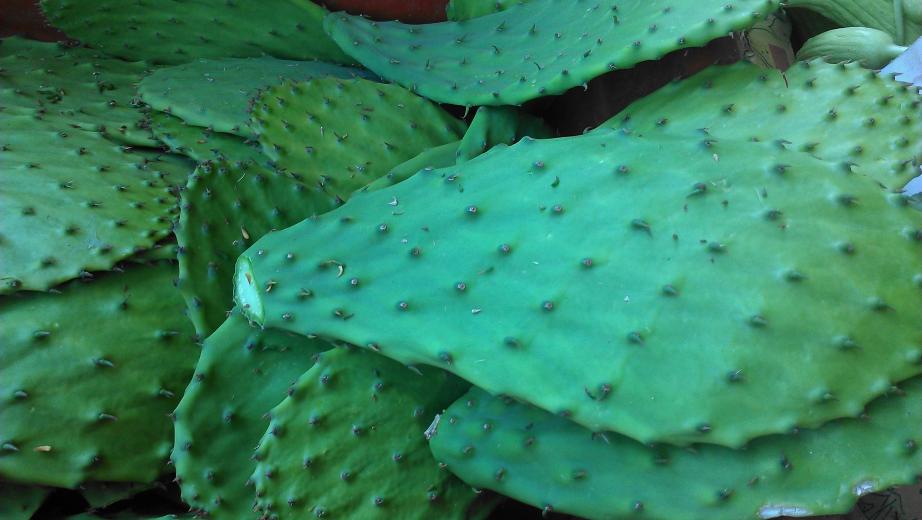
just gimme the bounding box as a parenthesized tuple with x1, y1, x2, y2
(177, 159, 331, 337)
(0, 262, 199, 488)
(148, 111, 265, 164)
(601, 60, 922, 189)
(41, 0, 353, 66)
(172, 312, 327, 516)
(235, 131, 922, 447)
(323, 0, 781, 106)
(0, 37, 156, 147)
(456, 106, 553, 163)
(138, 57, 373, 138)
(0, 116, 191, 294)
(251, 347, 478, 519)
(430, 383, 922, 520)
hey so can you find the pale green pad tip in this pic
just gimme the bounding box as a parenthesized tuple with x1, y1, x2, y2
(147, 111, 266, 164)
(252, 77, 466, 206)
(0, 116, 191, 294)
(323, 0, 780, 106)
(139, 57, 374, 138)
(430, 383, 922, 520)
(41, 0, 353, 66)
(234, 131, 922, 448)
(0, 262, 199, 488)
(602, 60, 922, 189)
(0, 37, 156, 147)
(172, 312, 326, 516)
(251, 347, 478, 519)
(456, 106, 553, 163)
(177, 159, 330, 337)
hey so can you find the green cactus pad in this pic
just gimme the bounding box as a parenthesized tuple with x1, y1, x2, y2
(251, 346, 477, 519)
(456, 106, 553, 163)
(363, 141, 462, 192)
(139, 57, 374, 138)
(0, 37, 156, 147)
(0, 262, 199, 488)
(40, 0, 353, 66)
(430, 383, 922, 520)
(148, 111, 265, 164)
(0, 116, 192, 294)
(323, 0, 780, 107)
(601, 60, 922, 189)
(234, 131, 922, 447)
(252, 77, 466, 206)
(445, 0, 529, 21)
(79, 481, 153, 510)
(785, 0, 922, 45)
(172, 312, 327, 516)
(177, 159, 331, 337)
(0, 483, 49, 519)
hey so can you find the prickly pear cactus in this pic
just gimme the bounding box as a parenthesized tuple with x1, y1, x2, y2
(323, 0, 781, 106)
(138, 57, 373, 138)
(40, 0, 353, 66)
(252, 77, 466, 206)
(177, 159, 331, 337)
(430, 382, 922, 520)
(445, 0, 529, 21)
(785, 0, 922, 45)
(363, 141, 462, 192)
(456, 106, 553, 163)
(0, 483, 49, 519)
(602, 60, 922, 189)
(148, 111, 265, 164)
(250, 347, 478, 519)
(235, 131, 922, 447)
(0, 116, 192, 294)
(172, 312, 327, 517)
(0, 37, 156, 147)
(0, 262, 199, 488)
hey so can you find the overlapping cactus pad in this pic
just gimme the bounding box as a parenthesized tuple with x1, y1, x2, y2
(0, 262, 199, 488)
(250, 347, 479, 519)
(235, 131, 922, 447)
(0, 37, 156, 147)
(147, 111, 265, 164)
(177, 159, 330, 336)
(430, 382, 922, 520)
(172, 312, 327, 516)
(138, 57, 373, 138)
(0, 116, 191, 294)
(602, 60, 922, 188)
(41, 0, 353, 65)
(323, 0, 781, 106)
(252, 77, 466, 205)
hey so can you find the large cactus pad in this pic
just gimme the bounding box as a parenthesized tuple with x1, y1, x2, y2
(602, 60, 922, 189)
(235, 131, 922, 447)
(172, 313, 327, 516)
(0, 262, 199, 488)
(323, 0, 780, 106)
(430, 382, 922, 520)
(41, 0, 352, 66)
(0, 116, 190, 294)
(251, 347, 479, 519)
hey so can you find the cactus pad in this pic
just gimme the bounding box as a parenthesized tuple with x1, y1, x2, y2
(0, 37, 155, 147)
(177, 159, 331, 337)
(252, 77, 466, 206)
(251, 347, 477, 519)
(0, 483, 49, 519)
(41, 0, 353, 66)
(235, 131, 922, 447)
(446, 0, 529, 21)
(0, 262, 199, 487)
(172, 312, 327, 516)
(363, 141, 462, 192)
(323, 0, 781, 106)
(602, 60, 922, 189)
(148, 111, 265, 164)
(430, 383, 922, 520)
(138, 57, 373, 138)
(0, 116, 191, 294)
(456, 106, 553, 163)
